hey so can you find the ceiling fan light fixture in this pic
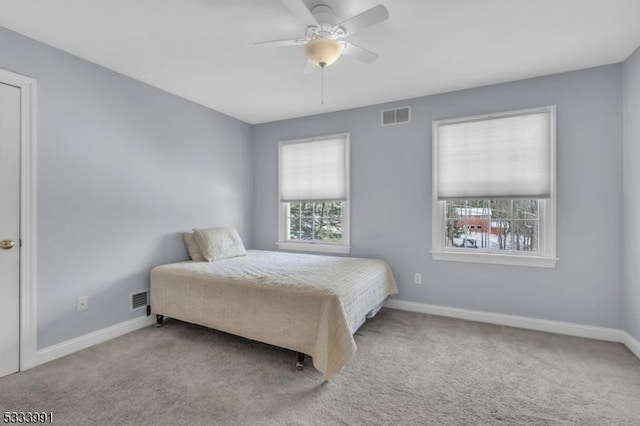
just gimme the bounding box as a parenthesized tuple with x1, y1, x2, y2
(304, 38, 344, 67)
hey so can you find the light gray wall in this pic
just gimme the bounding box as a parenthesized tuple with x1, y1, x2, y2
(1, 23, 631, 348)
(0, 27, 253, 348)
(623, 46, 640, 341)
(252, 65, 624, 329)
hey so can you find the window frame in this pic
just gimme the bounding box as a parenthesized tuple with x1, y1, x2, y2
(277, 132, 351, 254)
(431, 106, 558, 268)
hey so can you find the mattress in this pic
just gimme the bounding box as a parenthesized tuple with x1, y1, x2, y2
(150, 250, 398, 380)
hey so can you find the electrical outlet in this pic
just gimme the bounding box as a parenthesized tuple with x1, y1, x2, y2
(414, 273, 422, 285)
(77, 296, 88, 312)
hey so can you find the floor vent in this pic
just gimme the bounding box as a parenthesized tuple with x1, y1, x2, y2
(381, 106, 411, 126)
(130, 290, 149, 312)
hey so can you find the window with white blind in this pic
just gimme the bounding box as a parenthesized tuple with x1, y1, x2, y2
(278, 133, 350, 254)
(432, 106, 557, 267)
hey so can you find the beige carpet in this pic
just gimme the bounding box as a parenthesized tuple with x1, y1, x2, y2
(1, 309, 639, 425)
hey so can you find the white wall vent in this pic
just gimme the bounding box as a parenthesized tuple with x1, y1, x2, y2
(381, 106, 411, 126)
(130, 290, 148, 312)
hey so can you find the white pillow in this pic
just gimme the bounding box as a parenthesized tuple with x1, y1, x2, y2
(193, 227, 247, 262)
(183, 232, 205, 262)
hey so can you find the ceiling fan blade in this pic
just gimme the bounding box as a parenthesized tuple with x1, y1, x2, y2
(304, 60, 319, 74)
(342, 42, 378, 64)
(253, 38, 302, 47)
(338, 4, 389, 36)
(280, 0, 318, 26)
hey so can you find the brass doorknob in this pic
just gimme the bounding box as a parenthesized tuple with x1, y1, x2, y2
(0, 240, 15, 250)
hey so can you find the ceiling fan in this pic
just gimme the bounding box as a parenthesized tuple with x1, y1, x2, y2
(255, 0, 389, 71)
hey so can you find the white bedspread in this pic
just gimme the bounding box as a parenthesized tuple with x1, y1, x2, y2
(150, 250, 398, 380)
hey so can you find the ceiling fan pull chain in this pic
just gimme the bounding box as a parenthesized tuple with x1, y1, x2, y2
(321, 65, 325, 105)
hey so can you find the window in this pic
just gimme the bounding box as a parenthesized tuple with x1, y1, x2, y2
(432, 106, 557, 267)
(278, 133, 350, 254)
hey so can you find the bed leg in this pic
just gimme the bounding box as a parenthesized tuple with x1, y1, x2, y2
(296, 352, 305, 371)
(155, 314, 164, 328)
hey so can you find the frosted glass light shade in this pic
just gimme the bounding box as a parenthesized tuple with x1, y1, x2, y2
(304, 38, 344, 67)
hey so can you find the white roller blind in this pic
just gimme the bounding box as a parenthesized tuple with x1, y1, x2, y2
(279, 136, 348, 202)
(436, 110, 552, 200)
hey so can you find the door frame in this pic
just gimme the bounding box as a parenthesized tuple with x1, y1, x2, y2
(0, 68, 38, 371)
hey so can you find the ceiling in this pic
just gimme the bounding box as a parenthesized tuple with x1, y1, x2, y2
(1, 0, 639, 124)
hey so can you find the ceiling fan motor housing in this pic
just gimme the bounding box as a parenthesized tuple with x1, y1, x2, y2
(310, 3, 336, 25)
(304, 24, 346, 41)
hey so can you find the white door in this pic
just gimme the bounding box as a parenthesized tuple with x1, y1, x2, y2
(0, 82, 21, 378)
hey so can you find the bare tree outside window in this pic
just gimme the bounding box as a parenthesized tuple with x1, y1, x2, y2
(444, 199, 539, 253)
(287, 201, 343, 242)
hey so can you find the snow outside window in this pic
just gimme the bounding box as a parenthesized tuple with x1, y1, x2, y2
(432, 106, 557, 268)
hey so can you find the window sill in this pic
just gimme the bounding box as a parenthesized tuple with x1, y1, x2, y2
(277, 241, 351, 254)
(431, 250, 558, 268)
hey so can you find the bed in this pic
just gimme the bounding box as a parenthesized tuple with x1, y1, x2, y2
(150, 249, 398, 380)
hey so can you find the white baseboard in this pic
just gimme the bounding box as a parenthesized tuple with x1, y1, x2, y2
(21, 302, 640, 371)
(620, 331, 640, 360)
(26, 315, 155, 369)
(385, 299, 639, 359)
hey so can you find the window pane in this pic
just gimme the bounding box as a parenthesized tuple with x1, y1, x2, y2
(446, 200, 470, 219)
(444, 200, 489, 250)
(492, 220, 511, 250)
(287, 201, 343, 243)
(314, 218, 342, 241)
(512, 200, 538, 252)
(489, 199, 511, 219)
(445, 219, 463, 248)
(512, 220, 538, 252)
(513, 199, 538, 220)
(326, 217, 343, 241)
(314, 201, 342, 218)
(444, 199, 539, 253)
(288, 202, 313, 240)
(287, 202, 300, 240)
